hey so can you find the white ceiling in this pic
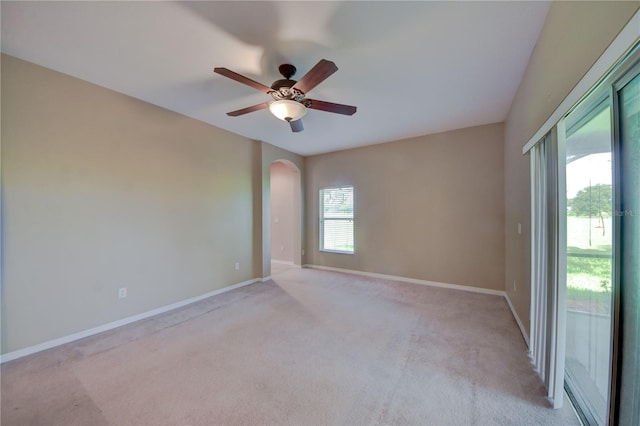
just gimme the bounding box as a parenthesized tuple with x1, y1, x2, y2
(1, 1, 550, 156)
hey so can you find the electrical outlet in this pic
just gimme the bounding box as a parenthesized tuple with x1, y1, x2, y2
(302, 249, 305, 256)
(280, 245, 284, 252)
(118, 287, 127, 299)
(517, 223, 522, 235)
(235, 262, 240, 270)
(513, 280, 516, 292)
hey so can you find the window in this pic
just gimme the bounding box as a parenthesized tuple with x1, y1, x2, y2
(319, 186, 354, 254)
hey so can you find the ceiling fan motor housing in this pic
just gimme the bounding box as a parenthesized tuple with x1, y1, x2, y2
(270, 78, 296, 91)
(270, 82, 305, 102)
(269, 64, 305, 102)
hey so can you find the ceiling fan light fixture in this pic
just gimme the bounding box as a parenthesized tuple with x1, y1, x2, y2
(269, 99, 307, 122)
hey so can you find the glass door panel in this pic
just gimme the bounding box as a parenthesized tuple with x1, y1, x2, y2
(616, 70, 640, 426)
(564, 100, 614, 425)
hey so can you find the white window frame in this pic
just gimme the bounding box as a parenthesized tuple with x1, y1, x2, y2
(319, 186, 355, 254)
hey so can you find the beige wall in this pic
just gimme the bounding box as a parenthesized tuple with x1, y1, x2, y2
(1, 55, 270, 354)
(270, 161, 297, 263)
(504, 2, 639, 332)
(305, 123, 505, 291)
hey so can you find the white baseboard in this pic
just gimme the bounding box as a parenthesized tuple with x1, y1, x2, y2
(504, 292, 530, 347)
(303, 264, 506, 297)
(0, 278, 261, 364)
(261, 276, 272, 282)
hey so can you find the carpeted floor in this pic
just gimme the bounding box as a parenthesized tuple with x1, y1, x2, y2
(1, 266, 579, 425)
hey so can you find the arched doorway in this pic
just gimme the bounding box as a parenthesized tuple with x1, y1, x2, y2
(269, 160, 302, 268)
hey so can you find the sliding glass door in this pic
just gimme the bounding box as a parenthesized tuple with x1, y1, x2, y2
(561, 53, 640, 425)
(614, 65, 640, 426)
(526, 40, 639, 425)
(564, 98, 614, 426)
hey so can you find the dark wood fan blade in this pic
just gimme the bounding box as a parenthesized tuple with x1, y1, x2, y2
(289, 119, 304, 133)
(305, 99, 357, 116)
(291, 59, 338, 94)
(226, 102, 270, 117)
(214, 68, 272, 93)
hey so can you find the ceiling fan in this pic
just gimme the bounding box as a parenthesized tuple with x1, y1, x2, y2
(214, 59, 357, 133)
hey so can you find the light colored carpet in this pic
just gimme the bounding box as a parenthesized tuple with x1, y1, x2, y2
(1, 267, 579, 425)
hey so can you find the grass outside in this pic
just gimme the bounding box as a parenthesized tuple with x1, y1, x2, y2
(567, 217, 612, 314)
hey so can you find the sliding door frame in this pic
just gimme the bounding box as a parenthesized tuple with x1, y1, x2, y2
(610, 57, 640, 426)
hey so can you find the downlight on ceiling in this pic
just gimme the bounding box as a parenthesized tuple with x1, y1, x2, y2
(269, 100, 307, 122)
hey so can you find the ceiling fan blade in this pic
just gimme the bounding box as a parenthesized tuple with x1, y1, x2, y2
(214, 68, 273, 94)
(289, 119, 304, 133)
(226, 102, 270, 117)
(305, 99, 357, 116)
(291, 59, 338, 94)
